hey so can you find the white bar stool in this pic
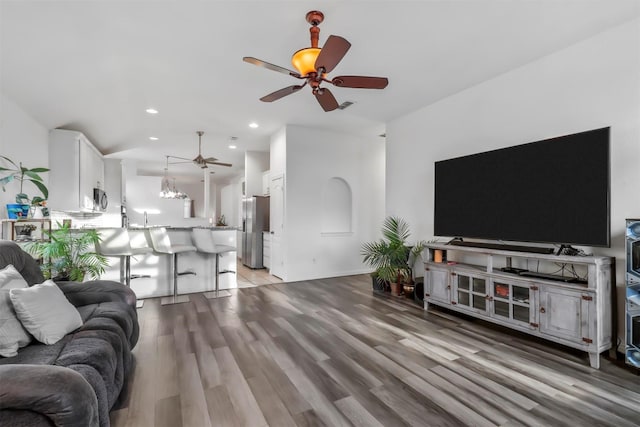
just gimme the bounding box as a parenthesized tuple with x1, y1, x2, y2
(96, 228, 152, 287)
(146, 227, 197, 305)
(96, 228, 152, 308)
(192, 228, 236, 299)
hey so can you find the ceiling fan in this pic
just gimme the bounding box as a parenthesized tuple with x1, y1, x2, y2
(243, 10, 389, 112)
(169, 131, 232, 169)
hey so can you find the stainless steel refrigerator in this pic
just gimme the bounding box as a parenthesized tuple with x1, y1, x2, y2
(242, 195, 270, 268)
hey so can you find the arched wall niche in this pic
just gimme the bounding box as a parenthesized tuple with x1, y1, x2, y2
(321, 177, 352, 233)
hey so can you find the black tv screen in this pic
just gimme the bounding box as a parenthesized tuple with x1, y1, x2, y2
(434, 127, 610, 247)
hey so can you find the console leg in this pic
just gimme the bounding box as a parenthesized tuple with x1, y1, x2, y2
(424, 300, 430, 311)
(588, 352, 600, 369)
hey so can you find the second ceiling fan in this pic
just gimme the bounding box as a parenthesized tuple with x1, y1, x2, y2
(243, 10, 389, 112)
(170, 131, 232, 169)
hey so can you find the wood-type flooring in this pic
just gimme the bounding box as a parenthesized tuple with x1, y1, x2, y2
(111, 274, 640, 427)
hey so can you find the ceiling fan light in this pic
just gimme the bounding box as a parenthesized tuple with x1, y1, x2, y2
(291, 47, 321, 75)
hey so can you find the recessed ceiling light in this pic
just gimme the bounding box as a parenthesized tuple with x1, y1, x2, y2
(249, 122, 259, 128)
(146, 108, 159, 114)
(149, 136, 159, 141)
(228, 145, 237, 149)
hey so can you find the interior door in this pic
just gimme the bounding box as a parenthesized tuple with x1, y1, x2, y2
(270, 174, 284, 279)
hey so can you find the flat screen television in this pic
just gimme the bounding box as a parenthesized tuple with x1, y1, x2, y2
(433, 127, 610, 247)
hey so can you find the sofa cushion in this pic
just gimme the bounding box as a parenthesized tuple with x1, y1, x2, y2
(10, 280, 83, 345)
(0, 337, 70, 366)
(0, 265, 32, 357)
(0, 240, 44, 285)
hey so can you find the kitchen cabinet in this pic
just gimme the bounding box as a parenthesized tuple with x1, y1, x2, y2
(423, 243, 612, 368)
(49, 129, 105, 212)
(263, 231, 271, 269)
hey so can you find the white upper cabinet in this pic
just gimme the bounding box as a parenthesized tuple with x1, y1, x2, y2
(48, 129, 105, 212)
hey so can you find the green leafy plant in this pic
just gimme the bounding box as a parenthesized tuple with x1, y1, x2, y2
(0, 155, 49, 205)
(361, 216, 426, 284)
(25, 221, 108, 282)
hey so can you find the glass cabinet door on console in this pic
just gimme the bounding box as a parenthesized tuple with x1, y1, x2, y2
(491, 279, 537, 328)
(425, 265, 450, 304)
(453, 271, 489, 314)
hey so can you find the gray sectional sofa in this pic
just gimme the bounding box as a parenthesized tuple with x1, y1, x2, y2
(0, 240, 139, 427)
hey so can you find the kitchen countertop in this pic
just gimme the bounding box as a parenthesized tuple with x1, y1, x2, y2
(125, 225, 239, 231)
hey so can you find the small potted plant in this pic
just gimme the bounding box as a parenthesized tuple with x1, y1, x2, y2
(25, 221, 108, 282)
(0, 156, 49, 219)
(361, 216, 426, 296)
(216, 214, 228, 226)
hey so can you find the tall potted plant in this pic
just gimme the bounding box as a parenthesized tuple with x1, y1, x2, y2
(361, 216, 426, 296)
(25, 221, 108, 282)
(0, 156, 49, 218)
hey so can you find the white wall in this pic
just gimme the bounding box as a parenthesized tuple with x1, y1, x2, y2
(0, 93, 49, 211)
(386, 18, 640, 350)
(126, 175, 207, 227)
(220, 184, 235, 226)
(270, 127, 286, 177)
(244, 151, 269, 198)
(283, 125, 385, 282)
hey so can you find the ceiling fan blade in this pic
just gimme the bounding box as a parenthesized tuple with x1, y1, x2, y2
(315, 35, 351, 74)
(331, 75, 389, 89)
(260, 85, 304, 102)
(203, 157, 219, 163)
(315, 88, 339, 112)
(205, 161, 233, 167)
(168, 161, 192, 164)
(243, 57, 302, 78)
(169, 155, 192, 161)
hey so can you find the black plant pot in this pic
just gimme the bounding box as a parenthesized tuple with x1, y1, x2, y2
(371, 274, 386, 292)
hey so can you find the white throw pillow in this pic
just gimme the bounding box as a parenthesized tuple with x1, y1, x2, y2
(0, 264, 32, 357)
(10, 280, 83, 345)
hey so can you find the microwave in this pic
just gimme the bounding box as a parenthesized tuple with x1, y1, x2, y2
(93, 188, 108, 212)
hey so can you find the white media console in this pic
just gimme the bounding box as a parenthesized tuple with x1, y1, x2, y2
(423, 243, 613, 368)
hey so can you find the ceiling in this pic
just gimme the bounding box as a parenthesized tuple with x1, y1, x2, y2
(2, 1, 639, 183)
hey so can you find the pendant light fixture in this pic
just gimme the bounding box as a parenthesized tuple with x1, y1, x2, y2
(159, 156, 189, 199)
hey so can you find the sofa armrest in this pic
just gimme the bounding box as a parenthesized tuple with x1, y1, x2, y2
(56, 280, 137, 309)
(0, 364, 99, 427)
